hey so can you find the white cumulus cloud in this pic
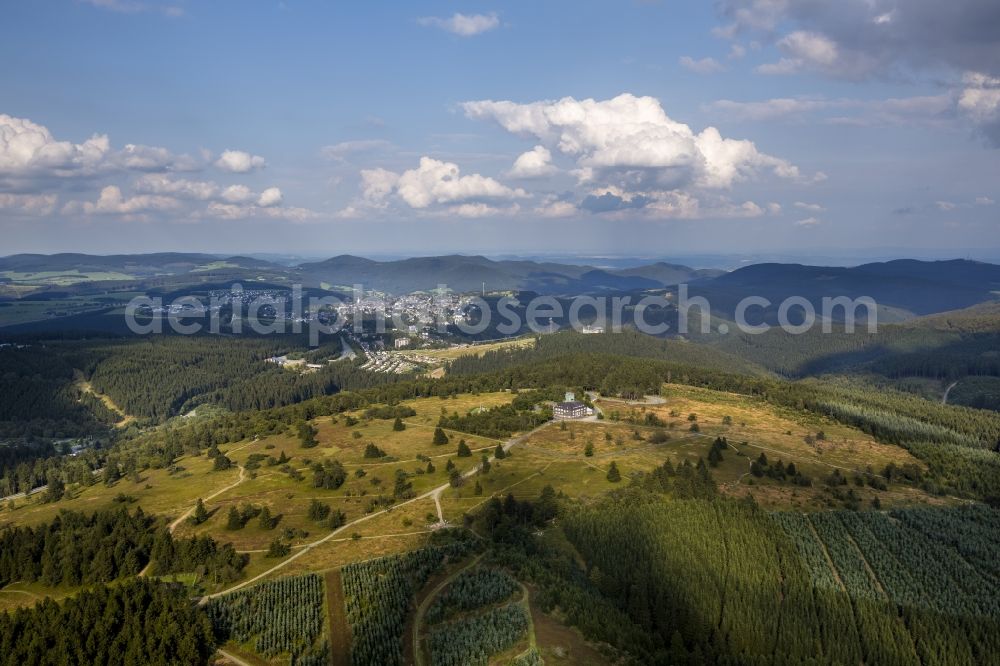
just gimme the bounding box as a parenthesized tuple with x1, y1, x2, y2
(359, 168, 401, 206)
(64, 185, 181, 216)
(0, 114, 110, 177)
(0, 114, 205, 190)
(221, 184, 255, 204)
(418, 12, 500, 37)
(508, 145, 557, 178)
(215, 149, 266, 173)
(462, 93, 803, 190)
(257, 187, 283, 207)
(361, 157, 528, 211)
(134, 174, 218, 200)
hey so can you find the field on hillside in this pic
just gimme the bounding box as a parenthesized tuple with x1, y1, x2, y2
(0, 384, 939, 556)
(399, 336, 535, 362)
(0, 269, 137, 285)
(0, 392, 517, 594)
(1, 380, 995, 666)
(171, 392, 515, 553)
(434, 384, 938, 513)
(0, 449, 242, 530)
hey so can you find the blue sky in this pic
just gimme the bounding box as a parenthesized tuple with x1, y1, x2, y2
(1, 0, 998, 259)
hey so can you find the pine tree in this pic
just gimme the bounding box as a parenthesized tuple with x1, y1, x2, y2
(102, 463, 120, 486)
(426, 461, 436, 474)
(457, 440, 472, 457)
(44, 476, 65, 503)
(584, 442, 594, 457)
(192, 498, 208, 525)
(298, 421, 318, 448)
(226, 506, 243, 530)
(259, 505, 274, 529)
(474, 480, 483, 496)
(266, 538, 289, 558)
(364, 443, 386, 458)
(433, 427, 449, 445)
(494, 443, 506, 459)
(393, 469, 413, 499)
(392, 417, 405, 431)
(308, 499, 331, 522)
(607, 461, 621, 482)
(480, 455, 491, 474)
(327, 509, 346, 529)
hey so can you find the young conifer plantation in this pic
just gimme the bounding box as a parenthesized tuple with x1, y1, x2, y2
(341, 536, 479, 666)
(207, 573, 329, 665)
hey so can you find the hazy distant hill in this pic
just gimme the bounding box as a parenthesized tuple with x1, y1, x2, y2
(0, 252, 279, 276)
(691, 259, 1000, 321)
(296, 254, 705, 294)
(900, 301, 1000, 333)
(615, 261, 724, 284)
(3, 254, 999, 313)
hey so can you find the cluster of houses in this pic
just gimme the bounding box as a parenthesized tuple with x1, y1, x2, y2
(355, 338, 418, 374)
(266, 355, 325, 372)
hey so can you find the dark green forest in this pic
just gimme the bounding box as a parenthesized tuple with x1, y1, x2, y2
(1, 321, 1000, 665)
(0, 579, 215, 665)
(0, 507, 247, 588)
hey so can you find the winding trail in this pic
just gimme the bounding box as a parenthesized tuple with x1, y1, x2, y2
(942, 380, 959, 405)
(432, 488, 445, 524)
(168, 464, 247, 534)
(215, 648, 253, 666)
(412, 553, 486, 666)
(0, 588, 42, 601)
(235, 529, 436, 553)
(73, 369, 135, 428)
(140, 447, 252, 578)
(201, 421, 554, 603)
(516, 583, 537, 651)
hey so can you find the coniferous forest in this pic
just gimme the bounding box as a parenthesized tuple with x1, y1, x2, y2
(0, 579, 215, 666)
(0, 322, 999, 665)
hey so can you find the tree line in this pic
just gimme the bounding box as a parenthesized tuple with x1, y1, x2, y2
(0, 507, 248, 588)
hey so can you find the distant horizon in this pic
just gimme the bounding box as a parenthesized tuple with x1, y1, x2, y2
(4, 247, 1000, 272)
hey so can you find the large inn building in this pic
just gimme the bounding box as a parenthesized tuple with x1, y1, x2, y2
(553, 392, 594, 420)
